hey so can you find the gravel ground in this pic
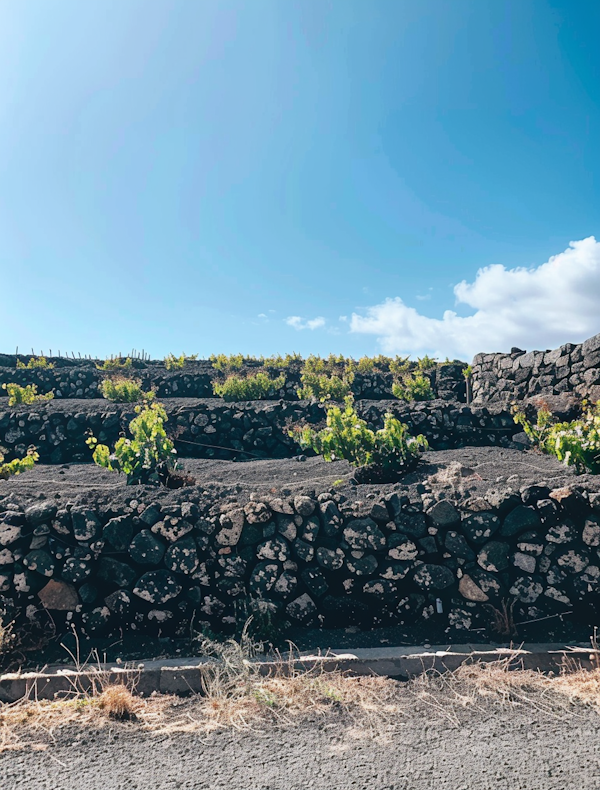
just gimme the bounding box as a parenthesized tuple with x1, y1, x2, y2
(1, 446, 596, 512)
(1, 706, 600, 790)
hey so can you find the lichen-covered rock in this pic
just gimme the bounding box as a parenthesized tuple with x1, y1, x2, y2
(133, 570, 182, 604)
(25, 501, 57, 526)
(509, 576, 543, 603)
(286, 593, 317, 622)
(216, 508, 245, 546)
(71, 508, 102, 542)
(387, 534, 419, 561)
(164, 536, 199, 575)
(300, 567, 329, 597)
(477, 541, 510, 573)
(427, 500, 460, 528)
(257, 537, 290, 563)
(444, 531, 475, 560)
(316, 547, 345, 570)
(343, 518, 386, 552)
(151, 517, 194, 543)
(294, 495, 316, 516)
(61, 557, 93, 584)
(129, 530, 166, 565)
(0, 524, 23, 547)
(244, 501, 272, 524)
(462, 512, 501, 544)
(346, 554, 378, 576)
(413, 564, 455, 591)
(458, 574, 489, 602)
(23, 550, 55, 577)
(249, 561, 280, 595)
(103, 516, 134, 551)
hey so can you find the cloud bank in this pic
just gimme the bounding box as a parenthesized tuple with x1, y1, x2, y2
(350, 237, 600, 360)
(286, 316, 326, 331)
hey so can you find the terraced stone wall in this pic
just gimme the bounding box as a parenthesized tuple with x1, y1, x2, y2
(0, 357, 466, 401)
(1, 482, 600, 638)
(471, 333, 600, 404)
(0, 399, 518, 464)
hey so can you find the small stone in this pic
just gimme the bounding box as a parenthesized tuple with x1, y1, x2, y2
(293, 538, 314, 563)
(61, 557, 92, 584)
(249, 561, 280, 595)
(244, 501, 272, 524)
(459, 574, 489, 602)
(105, 590, 132, 615)
(387, 534, 419, 561)
(38, 579, 79, 610)
(444, 531, 475, 560)
(546, 522, 578, 544)
(269, 498, 294, 515)
(0, 524, 22, 547)
(556, 549, 590, 574)
(216, 509, 245, 546)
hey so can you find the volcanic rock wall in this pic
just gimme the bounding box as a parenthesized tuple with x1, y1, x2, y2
(0, 399, 517, 464)
(471, 332, 600, 404)
(1, 482, 600, 638)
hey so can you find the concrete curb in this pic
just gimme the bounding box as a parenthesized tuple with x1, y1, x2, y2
(1, 643, 597, 703)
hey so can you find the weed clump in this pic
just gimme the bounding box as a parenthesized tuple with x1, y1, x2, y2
(210, 354, 245, 372)
(16, 356, 54, 369)
(392, 373, 434, 402)
(297, 372, 354, 401)
(213, 372, 285, 401)
(87, 402, 178, 485)
(101, 376, 155, 403)
(96, 357, 133, 372)
(0, 447, 39, 480)
(291, 396, 428, 482)
(2, 383, 54, 406)
(513, 400, 600, 473)
(164, 353, 198, 370)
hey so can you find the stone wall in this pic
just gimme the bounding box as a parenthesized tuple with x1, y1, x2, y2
(2, 481, 600, 638)
(0, 358, 466, 402)
(0, 399, 517, 464)
(471, 333, 600, 404)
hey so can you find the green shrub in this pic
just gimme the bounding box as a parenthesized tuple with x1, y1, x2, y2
(2, 383, 54, 406)
(513, 401, 600, 473)
(416, 354, 437, 371)
(262, 353, 302, 370)
(297, 371, 354, 401)
(291, 397, 428, 477)
(210, 353, 244, 372)
(462, 364, 473, 379)
(100, 376, 155, 403)
(392, 373, 434, 401)
(0, 446, 39, 479)
(213, 373, 285, 401)
(97, 357, 133, 372)
(86, 402, 176, 485)
(16, 356, 54, 369)
(388, 356, 412, 376)
(164, 353, 198, 370)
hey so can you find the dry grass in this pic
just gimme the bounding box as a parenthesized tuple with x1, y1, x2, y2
(4, 644, 600, 752)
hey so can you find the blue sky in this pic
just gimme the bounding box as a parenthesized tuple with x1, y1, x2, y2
(1, 0, 599, 361)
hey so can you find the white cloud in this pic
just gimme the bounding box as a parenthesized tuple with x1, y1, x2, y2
(350, 237, 600, 360)
(257, 313, 267, 319)
(286, 316, 326, 331)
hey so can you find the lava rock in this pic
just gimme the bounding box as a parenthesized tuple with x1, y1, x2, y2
(413, 564, 455, 591)
(129, 530, 166, 565)
(164, 536, 199, 575)
(477, 541, 510, 573)
(97, 557, 137, 588)
(133, 570, 182, 604)
(343, 519, 387, 552)
(462, 512, 501, 544)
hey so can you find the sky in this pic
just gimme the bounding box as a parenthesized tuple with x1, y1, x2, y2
(1, 0, 599, 362)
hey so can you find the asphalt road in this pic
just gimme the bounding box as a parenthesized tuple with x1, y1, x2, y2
(2, 705, 600, 790)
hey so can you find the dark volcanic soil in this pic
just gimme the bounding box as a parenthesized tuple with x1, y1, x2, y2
(1, 447, 597, 513)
